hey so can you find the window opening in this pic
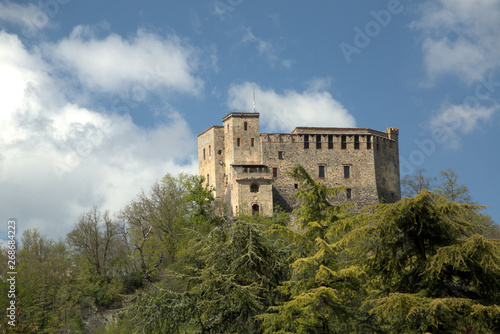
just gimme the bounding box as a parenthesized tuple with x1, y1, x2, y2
(319, 165, 325, 178)
(344, 165, 350, 179)
(252, 204, 260, 215)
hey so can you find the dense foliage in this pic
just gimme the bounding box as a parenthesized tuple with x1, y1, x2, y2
(1, 168, 498, 333)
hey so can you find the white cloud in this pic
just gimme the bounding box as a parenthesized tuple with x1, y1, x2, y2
(429, 102, 498, 148)
(242, 28, 291, 68)
(0, 31, 197, 241)
(46, 26, 204, 95)
(227, 82, 356, 132)
(411, 0, 500, 84)
(0, 1, 49, 31)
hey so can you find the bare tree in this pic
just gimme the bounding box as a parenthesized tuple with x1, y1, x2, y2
(401, 168, 436, 198)
(67, 207, 123, 277)
(437, 168, 474, 204)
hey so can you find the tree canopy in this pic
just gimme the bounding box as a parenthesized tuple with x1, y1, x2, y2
(2, 169, 499, 333)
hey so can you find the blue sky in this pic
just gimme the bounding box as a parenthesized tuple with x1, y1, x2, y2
(0, 0, 499, 241)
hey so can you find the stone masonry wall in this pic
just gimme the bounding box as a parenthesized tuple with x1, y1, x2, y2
(261, 131, 381, 212)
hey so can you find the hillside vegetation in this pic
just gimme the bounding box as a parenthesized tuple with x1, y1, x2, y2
(1, 166, 499, 333)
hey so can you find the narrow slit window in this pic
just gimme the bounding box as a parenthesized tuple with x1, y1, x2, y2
(354, 135, 359, 150)
(304, 135, 309, 149)
(237, 138, 241, 147)
(346, 188, 352, 199)
(251, 138, 255, 147)
(319, 165, 325, 178)
(341, 135, 347, 150)
(273, 167, 278, 178)
(244, 122, 248, 131)
(344, 165, 350, 179)
(209, 145, 211, 156)
(203, 148, 206, 160)
(316, 135, 321, 149)
(328, 135, 333, 149)
(367, 135, 372, 149)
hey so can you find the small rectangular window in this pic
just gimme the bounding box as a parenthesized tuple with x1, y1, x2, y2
(237, 138, 241, 147)
(273, 167, 278, 178)
(328, 135, 333, 149)
(304, 135, 309, 149)
(294, 183, 298, 189)
(316, 135, 321, 149)
(278, 151, 284, 159)
(346, 188, 352, 199)
(344, 165, 350, 179)
(354, 135, 359, 150)
(218, 150, 222, 155)
(319, 165, 325, 178)
(251, 138, 255, 147)
(341, 135, 347, 150)
(367, 135, 372, 149)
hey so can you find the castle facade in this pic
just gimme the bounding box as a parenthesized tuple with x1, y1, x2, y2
(198, 112, 400, 216)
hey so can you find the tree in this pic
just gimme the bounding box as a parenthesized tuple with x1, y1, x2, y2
(67, 207, 124, 278)
(401, 168, 436, 198)
(258, 164, 364, 333)
(437, 168, 474, 204)
(67, 207, 127, 309)
(123, 217, 287, 333)
(119, 173, 208, 281)
(13, 230, 73, 333)
(338, 190, 500, 333)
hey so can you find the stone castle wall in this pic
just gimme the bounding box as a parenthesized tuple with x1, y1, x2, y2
(198, 113, 400, 216)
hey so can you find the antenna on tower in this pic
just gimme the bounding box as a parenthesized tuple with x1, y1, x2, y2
(253, 87, 256, 113)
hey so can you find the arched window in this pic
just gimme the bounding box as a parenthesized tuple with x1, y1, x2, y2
(250, 184, 259, 193)
(244, 122, 248, 131)
(252, 204, 260, 215)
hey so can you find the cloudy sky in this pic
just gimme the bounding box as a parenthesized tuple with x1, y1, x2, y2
(1, 0, 499, 241)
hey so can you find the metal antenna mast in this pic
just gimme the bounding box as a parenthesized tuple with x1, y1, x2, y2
(253, 87, 256, 113)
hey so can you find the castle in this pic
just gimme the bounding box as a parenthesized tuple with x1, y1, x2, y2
(198, 112, 401, 216)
